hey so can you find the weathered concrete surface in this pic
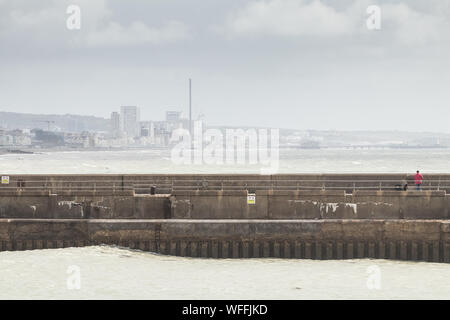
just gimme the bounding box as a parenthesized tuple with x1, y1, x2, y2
(2, 218, 450, 262)
(0, 191, 171, 219)
(170, 190, 449, 220)
(0, 189, 448, 219)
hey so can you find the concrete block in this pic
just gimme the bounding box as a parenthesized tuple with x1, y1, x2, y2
(159, 241, 167, 254)
(368, 242, 375, 258)
(315, 242, 322, 260)
(443, 242, 450, 263)
(336, 242, 343, 259)
(222, 241, 230, 259)
(76, 240, 85, 247)
(25, 240, 33, 250)
(200, 242, 208, 258)
(232, 242, 240, 258)
(411, 242, 418, 261)
(212, 241, 219, 258)
(422, 242, 430, 261)
(304, 242, 312, 259)
(170, 241, 177, 256)
(35, 240, 43, 249)
(389, 241, 396, 260)
(274, 242, 281, 258)
(432, 242, 440, 262)
(284, 241, 292, 259)
(357, 242, 365, 258)
(294, 241, 302, 259)
(400, 241, 407, 260)
(378, 242, 385, 259)
(189, 242, 198, 257)
(263, 242, 270, 258)
(325, 243, 333, 259)
(346, 242, 354, 259)
(179, 241, 187, 257)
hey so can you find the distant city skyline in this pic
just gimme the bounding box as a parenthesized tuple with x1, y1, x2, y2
(2, 106, 450, 150)
(1, 0, 450, 132)
(3, 108, 450, 135)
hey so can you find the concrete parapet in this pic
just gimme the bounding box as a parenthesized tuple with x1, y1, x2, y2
(2, 173, 450, 192)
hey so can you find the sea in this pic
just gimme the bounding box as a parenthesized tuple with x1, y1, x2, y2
(0, 147, 449, 174)
(0, 148, 449, 299)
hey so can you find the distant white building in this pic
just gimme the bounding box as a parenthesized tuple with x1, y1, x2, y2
(166, 111, 182, 122)
(110, 112, 121, 138)
(139, 121, 154, 139)
(120, 106, 140, 138)
(0, 134, 13, 146)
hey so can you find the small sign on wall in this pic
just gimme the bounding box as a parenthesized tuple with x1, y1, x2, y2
(247, 193, 256, 205)
(1, 176, 10, 184)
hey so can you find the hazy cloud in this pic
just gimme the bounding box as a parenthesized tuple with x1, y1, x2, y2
(79, 20, 189, 47)
(383, 3, 450, 45)
(0, 0, 450, 132)
(224, 0, 360, 37)
(0, 0, 189, 49)
(222, 0, 450, 46)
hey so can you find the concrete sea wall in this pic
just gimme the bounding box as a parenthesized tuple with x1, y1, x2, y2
(0, 174, 450, 262)
(2, 219, 450, 262)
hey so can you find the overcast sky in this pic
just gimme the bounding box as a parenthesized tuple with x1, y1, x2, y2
(1, 0, 449, 132)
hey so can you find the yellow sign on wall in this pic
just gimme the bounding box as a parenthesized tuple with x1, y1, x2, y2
(247, 193, 256, 205)
(1, 176, 9, 184)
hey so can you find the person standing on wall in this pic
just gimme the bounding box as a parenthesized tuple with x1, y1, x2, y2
(415, 170, 424, 191)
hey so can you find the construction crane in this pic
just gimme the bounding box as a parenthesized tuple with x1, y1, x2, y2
(33, 120, 55, 131)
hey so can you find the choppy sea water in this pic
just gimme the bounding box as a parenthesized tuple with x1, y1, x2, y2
(0, 148, 449, 174)
(1, 246, 450, 300)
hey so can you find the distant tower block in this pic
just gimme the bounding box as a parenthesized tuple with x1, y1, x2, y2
(120, 106, 140, 138)
(166, 111, 182, 122)
(110, 112, 121, 138)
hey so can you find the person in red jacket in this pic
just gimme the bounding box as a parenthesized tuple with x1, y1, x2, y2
(415, 170, 424, 191)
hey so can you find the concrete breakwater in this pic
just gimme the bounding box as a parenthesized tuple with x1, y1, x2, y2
(1, 174, 450, 262)
(2, 219, 450, 262)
